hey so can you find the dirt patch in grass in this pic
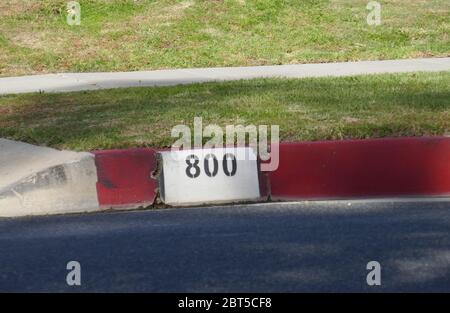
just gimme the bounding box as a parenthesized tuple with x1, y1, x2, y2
(0, 1, 42, 17)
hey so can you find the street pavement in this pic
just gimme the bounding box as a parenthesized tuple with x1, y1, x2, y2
(1, 57, 449, 95)
(0, 199, 449, 292)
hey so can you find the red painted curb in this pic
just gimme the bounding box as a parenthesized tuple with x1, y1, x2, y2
(268, 137, 450, 200)
(91, 137, 450, 208)
(94, 149, 158, 208)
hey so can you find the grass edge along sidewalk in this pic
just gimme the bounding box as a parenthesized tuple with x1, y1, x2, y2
(0, 70, 449, 151)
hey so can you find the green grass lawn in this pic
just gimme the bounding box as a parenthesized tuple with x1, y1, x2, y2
(0, 71, 448, 151)
(0, 0, 448, 76)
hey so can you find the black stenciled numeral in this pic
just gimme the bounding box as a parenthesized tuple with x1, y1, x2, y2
(185, 154, 200, 178)
(185, 153, 237, 178)
(204, 153, 219, 177)
(222, 153, 237, 177)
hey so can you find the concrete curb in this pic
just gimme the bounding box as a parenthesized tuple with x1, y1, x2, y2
(94, 148, 158, 209)
(0, 139, 99, 217)
(1, 57, 449, 95)
(1, 137, 449, 217)
(268, 137, 450, 200)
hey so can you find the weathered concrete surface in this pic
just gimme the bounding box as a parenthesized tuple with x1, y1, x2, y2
(0, 57, 449, 95)
(0, 139, 99, 217)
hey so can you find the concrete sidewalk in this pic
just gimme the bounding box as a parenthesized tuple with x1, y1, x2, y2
(0, 139, 99, 217)
(0, 57, 449, 95)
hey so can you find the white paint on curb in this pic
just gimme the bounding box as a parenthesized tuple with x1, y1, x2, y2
(159, 147, 261, 206)
(0, 139, 99, 217)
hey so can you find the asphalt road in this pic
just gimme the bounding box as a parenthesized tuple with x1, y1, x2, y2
(0, 200, 449, 292)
